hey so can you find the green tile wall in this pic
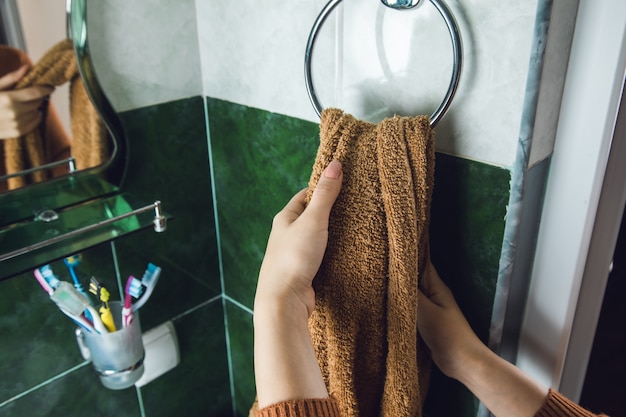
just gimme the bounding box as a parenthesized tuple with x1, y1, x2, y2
(0, 245, 149, 417)
(0, 97, 231, 416)
(0, 95, 510, 417)
(207, 98, 322, 309)
(207, 97, 510, 417)
(224, 300, 255, 417)
(119, 96, 221, 296)
(139, 300, 231, 417)
(426, 153, 510, 416)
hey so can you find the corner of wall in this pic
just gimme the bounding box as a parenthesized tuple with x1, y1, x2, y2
(489, 0, 578, 364)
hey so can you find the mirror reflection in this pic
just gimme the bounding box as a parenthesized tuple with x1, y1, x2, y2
(0, 0, 112, 192)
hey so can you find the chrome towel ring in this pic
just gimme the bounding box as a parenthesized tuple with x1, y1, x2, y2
(304, 0, 463, 127)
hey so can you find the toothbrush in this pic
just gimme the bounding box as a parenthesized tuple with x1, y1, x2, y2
(34, 268, 53, 295)
(59, 307, 96, 333)
(50, 281, 107, 334)
(35, 268, 94, 332)
(122, 276, 135, 328)
(64, 255, 89, 299)
(88, 277, 116, 333)
(129, 263, 162, 312)
(39, 265, 61, 291)
(62, 255, 97, 324)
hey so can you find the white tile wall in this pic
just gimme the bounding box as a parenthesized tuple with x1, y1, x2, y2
(196, 0, 333, 123)
(196, 0, 540, 167)
(91, 0, 580, 168)
(88, 0, 203, 113)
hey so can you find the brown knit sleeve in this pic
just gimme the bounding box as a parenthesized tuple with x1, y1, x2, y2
(534, 389, 609, 417)
(256, 397, 342, 417)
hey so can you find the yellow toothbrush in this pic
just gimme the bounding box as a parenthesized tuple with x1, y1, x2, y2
(89, 277, 117, 332)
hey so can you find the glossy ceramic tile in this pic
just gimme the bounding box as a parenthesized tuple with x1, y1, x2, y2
(0, 270, 87, 405)
(225, 301, 255, 417)
(107, 235, 210, 332)
(194, 0, 580, 169)
(429, 153, 510, 340)
(208, 98, 510, 416)
(1, 91, 514, 417)
(209, 97, 509, 312)
(196, 0, 331, 122)
(0, 96, 227, 416)
(0, 365, 142, 417)
(425, 152, 510, 416)
(89, 0, 203, 113)
(118, 96, 221, 298)
(207, 98, 321, 308)
(140, 299, 232, 417)
(0, 243, 116, 404)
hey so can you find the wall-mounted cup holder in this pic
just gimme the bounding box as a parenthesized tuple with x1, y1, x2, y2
(75, 301, 144, 389)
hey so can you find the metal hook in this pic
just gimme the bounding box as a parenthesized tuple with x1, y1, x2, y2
(380, 0, 425, 10)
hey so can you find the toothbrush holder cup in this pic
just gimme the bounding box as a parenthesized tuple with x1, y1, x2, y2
(75, 301, 145, 389)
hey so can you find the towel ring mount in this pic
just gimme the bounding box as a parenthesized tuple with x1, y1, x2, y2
(304, 0, 463, 127)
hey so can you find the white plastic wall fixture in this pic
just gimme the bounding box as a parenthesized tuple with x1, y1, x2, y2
(135, 321, 180, 387)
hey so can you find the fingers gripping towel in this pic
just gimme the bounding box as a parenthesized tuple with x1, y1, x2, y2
(306, 108, 436, 417)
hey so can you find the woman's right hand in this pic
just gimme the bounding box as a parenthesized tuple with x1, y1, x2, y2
(417, 260, 487, 381)
(418, 261, 549, 417)
(0, 65, 53, 139)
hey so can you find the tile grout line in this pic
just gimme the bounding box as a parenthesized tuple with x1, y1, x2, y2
(202, 97, 237, 416)
(203, 98, 226, 300)
(169, 294, 222, 323)
(222, 295, 237, 417)
(110, 241, 125, 301)
(223, 294, 253, 316)
(0, 361, 90, 409)
(136, 385, 147, 417)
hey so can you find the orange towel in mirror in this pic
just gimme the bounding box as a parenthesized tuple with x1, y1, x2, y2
(1, 39, 106, 191)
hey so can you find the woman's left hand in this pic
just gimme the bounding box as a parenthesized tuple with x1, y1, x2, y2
(254, 160, 343, 409)
(254, 160, 343, 317)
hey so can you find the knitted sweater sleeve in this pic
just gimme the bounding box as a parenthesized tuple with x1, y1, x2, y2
(534, 389, 609, 417)
(256, 397, 342, 417)
(255, 389, 609, 417)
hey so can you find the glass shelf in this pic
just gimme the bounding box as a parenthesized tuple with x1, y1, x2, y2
(0, 193, 171, 280)
(0, 174, 119, 227)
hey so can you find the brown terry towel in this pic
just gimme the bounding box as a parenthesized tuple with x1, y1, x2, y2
(306, 108, 436, 417)
(1, 39, 106, 190)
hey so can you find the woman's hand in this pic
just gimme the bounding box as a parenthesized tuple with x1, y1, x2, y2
(254, 160, 343, 409)
(417, 261, 486, 381)
(418, 261, 548, 417)
(0, 65, 53, 139)
(254, 159, 343, 317)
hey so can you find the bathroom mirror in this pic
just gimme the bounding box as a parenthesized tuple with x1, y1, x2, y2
(0, 0, 153, 280)
(0, 0, 121, 226)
